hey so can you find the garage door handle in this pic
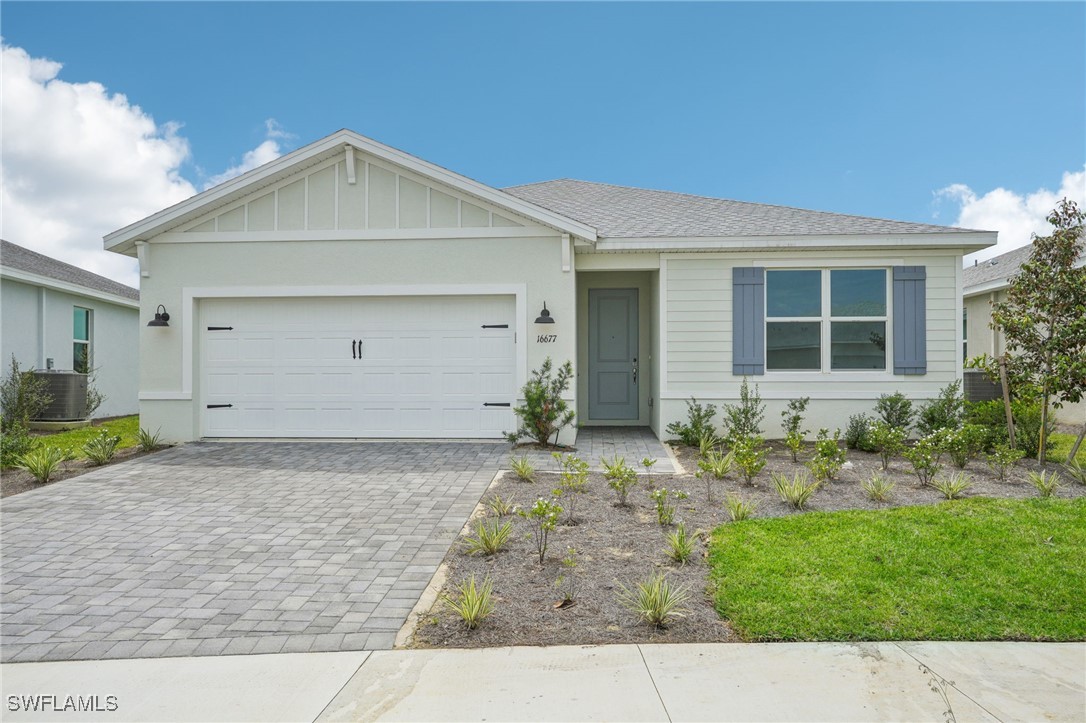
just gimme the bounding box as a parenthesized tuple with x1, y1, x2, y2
(482, 324, 509, 329)
(207, 326, 234, 331)
(352, 340, 356, 359)
(206, 404, 233, 409)
(357, 339, 363, 359)
(483, 402, 511, 407)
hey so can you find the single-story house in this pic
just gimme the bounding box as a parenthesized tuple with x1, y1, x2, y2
(0, 239, 140, 419)
(104, 130, 995, 443)
(964, 243, 1086, 426)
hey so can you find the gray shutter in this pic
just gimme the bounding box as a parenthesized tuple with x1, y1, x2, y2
(733, 266, 765, 375)
(893, 266, 927, 375)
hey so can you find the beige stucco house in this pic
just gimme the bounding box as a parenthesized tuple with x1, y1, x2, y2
(105, 130, 995, 442)
(964, 243, 1086, 426)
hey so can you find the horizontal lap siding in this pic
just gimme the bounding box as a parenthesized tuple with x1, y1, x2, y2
(665, 252, 961, 398)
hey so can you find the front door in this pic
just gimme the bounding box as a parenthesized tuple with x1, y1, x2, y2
(588, 288, 639, 420)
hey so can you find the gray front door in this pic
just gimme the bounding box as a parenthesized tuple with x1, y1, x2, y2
(588, 288, 639, 420)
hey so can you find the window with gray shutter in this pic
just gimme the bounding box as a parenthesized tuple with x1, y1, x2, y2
(733, 267, 765, 375)
(893, 266, 927, 375)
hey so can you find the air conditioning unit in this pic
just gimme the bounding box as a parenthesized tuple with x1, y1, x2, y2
(30, 371, 89, 421)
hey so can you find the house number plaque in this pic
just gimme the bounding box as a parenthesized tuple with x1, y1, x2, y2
(536, 334, 558, 343)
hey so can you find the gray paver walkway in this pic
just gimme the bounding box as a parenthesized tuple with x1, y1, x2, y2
(1, 429, 671, 663)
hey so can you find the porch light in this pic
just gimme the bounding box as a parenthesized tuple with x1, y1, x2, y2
(535, 302, 555, 324)
(147, 304, 170, 327)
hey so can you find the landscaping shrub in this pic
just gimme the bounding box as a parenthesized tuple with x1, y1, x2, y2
(518, 497, 562, 564)
(82, 430, 121, 466)
(0, 356, 52, 430)
(137, 427, 162, 452)
(875, 392, 914, 432)
(916, 380, 965, 436)
(695, 449, 733, 501)
(485, 493, 515, 517)
(15, 446, 66, 483)
(844, 413, 872, 451)
(510, 455, 535, 482)
(903, 432, 947, 487)
(666, 398, 718, 447)
(966, 398, 1054, 459)
(771, 471, 820, 510)
(1028, 470, 1063, 498)
(722, 378, 765, 444)
(603, 456, 638, 505)
(731, 435, 767, 485)
(551, 452, 588, 524)
(867, 421, 906, 471)
(665, 522, 697, 565)
(510, 358, 575, 446)
(618, 573, 690, 628)
(1, 423, 36, 468)
(943, 424, 988, 469)
(698, 432, 720, 458)
(443, 575, 495, 630)
(1064, 459, 1086, 486)
(932, 472, 973, 500)
(554, 548, 578, 603)
(464, 519, 513, 555)
(780, 397, 810, 463)
(640, 457, 657, 472)
(985, 443, 1025, 481)
(649, 487, 688, 526)
(723, 494, 759, 522)
(862, 474, 895, 502)
(805, 428, 846, 482)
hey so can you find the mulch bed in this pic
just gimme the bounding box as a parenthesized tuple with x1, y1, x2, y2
(412, 441, 1086, 649)
(0, 446, 164, 498)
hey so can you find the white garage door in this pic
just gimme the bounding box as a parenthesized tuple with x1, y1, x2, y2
(201, 295, 516, 438)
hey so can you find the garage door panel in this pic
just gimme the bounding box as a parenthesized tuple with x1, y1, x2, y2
(202, 295, 516, 438)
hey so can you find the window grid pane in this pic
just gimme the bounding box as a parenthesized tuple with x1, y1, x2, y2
(830, 321, 886, 370)
(73, 308, 90, 342)
(830, 269, 886, 317)
(767, 321, 821, 371)
(767, 270, 821, 318)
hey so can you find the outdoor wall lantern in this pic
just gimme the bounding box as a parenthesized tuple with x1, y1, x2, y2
(534, 302, 555, 324)
(147, 304, 171, 327)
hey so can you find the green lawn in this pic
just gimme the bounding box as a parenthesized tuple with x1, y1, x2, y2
(709, 498, 1086, 642)
(1049, 432, 1086, 465)
(33, 415, 141, 459)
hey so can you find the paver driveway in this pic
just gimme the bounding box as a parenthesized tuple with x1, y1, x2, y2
(1, 431, 671, 663)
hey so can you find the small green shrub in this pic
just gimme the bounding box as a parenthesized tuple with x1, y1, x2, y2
(867, 421, 906, 470)
(917, 380, 965, 436)
(617, 573, 690, 628)
(781, 397, 810, 463)
(665, 522, 697, 565)
(485, 493, 516, 517)
(640, 457, 657, 472)
(695, 449, 733, 501)
(510, 358, 576, 446)
(82, 430, 121, 466)
(731, 435, 767, 485)
(932, 472, 973, 500)
(723, 494, 759, 522)
(806, 429, 846, 482)
(510, 456, 535, 482)
(966, 398, 1054, 459)
(875, 391, 914, 432)
(554, 547, 579, 603)
(698, 432, 721, 458)
(603, 456, 638, 505)
(464, 518, 513, 555)
(985, 443, 1025, 481)
(903, 432, 947, 487)
(943, 424, 989, 469)
(1063, 459, 1086, 486)
(1028, 470, 1062, 498)
(443, 575, 495, 630)
(844, 413, 872, 451)
(650, 487, 688, 526)
(518, 497, 562, 564)
(551, 452, 589, 524)
(0, 356, 53, 429)
(722, 378, 765, 443)
(666, 397, 718, 447)
(862, 474, 896, 502)
(771, 471, 820, 510)
(15, 446, 66, 483)
(1, 422, 37, 468)
(136, 427, 163, 452)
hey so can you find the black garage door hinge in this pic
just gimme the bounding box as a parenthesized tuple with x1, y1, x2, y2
(206, 404, 233, 409)
(483, 402, 511, 407)
(207, 326, 234, 331)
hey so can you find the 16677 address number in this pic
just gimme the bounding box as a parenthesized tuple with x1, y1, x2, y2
(536, 334, 557, 343)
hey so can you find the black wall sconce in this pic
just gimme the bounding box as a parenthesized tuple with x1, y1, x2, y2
(535, 302, 555, 324)
(147, 304, 170, 327)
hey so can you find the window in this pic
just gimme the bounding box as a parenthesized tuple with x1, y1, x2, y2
(73, 307, 91, 373)
(766, 269, 888, 372)
(962, 307, 968, 362)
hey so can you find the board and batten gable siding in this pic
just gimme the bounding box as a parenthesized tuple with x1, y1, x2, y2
(178, 152, 531, 236)
(660, 250, 963, 434)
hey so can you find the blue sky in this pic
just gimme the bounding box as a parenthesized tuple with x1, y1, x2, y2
(2, 2, 1084, 284)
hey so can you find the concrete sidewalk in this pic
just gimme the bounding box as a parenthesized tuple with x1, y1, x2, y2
(1, 642, 1083, 722)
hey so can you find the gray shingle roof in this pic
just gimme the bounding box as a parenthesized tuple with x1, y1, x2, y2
(963, 244, 1035, 289)
(1, 240, 139, 301)
(503, 179, 985, 239)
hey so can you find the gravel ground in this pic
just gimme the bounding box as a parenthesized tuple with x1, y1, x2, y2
(413, 440, 1086, 649)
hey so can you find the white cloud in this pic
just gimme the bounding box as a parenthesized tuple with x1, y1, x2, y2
(0, 43, 198, 288)
(202, 119, 291, 189)
(935, 167, 1086, 265)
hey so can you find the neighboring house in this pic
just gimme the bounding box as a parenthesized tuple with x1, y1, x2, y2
(963, 243, 1086, 426)
(104, 130, 995, 443)
(0, 239, 140, 419)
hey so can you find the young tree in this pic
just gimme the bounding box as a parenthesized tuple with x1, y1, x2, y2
(991, 199, 1086, 463)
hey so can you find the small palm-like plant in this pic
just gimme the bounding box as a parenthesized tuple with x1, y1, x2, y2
(15, 446, 67, 483)
(932, 472, 972, 500)
(862, 474, 896, 503)
(665, 523, 697, 565)
(485, 493, 516, 517)
(463, 519, 513, 555)
(618, 573, 690, 628)
(83, 430, 121, 466)
(698, 432, 720, 458)
(1028, 469, 1062, 498)
(1062, 459, 1086, 486)
(695, 449, 733, 502)
(771, 471, 819, 510)
(723, 494, 759, 522)
(443, 575, 495, 629)
(136, 427, 163, 452)
(510, 456, 535, 482)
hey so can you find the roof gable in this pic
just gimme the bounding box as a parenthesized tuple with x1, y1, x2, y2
(1, 240, 139, 302)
